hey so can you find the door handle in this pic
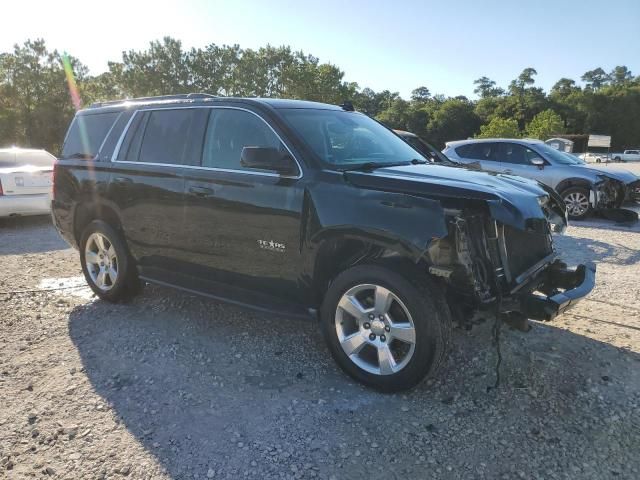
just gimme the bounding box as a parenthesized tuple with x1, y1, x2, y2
(113, 176, 133, 184)
(189, 185, 214, 197)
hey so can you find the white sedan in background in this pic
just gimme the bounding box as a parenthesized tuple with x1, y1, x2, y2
(0, 148, 55, 217)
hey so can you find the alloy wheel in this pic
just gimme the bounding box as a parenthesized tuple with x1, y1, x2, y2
(85, 232, 118, 291)
(334, 284, 416, 375)
(564, 191, 589, 217)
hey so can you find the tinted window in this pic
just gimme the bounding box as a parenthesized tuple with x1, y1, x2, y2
(202, 109, 284, 170)
(456, 143, 497, 161)
(61, 112, 119, 159)
(493, 143, 530, 165)
(117, 113, 149, 162)
(138, 109, 199, 165)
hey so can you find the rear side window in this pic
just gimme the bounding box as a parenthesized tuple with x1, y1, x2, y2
(202, 109, 284, 171)
(456, 143, 496, 161)
(61, 112, 119, 159)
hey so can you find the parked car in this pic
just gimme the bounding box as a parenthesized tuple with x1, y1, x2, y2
(0, 148, 55, 217)
(612, 150, 640, 162)
(52, 94, 595, 392)
(578, 152, 611, 164)
(443, 138, 640, 220)
(393, 130, 457, 165)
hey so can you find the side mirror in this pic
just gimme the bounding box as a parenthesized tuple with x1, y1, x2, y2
(240, 147, 298, 176)
(530, 158, 545, 169)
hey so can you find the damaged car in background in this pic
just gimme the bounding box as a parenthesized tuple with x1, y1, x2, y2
(443, 138, 640, 220)
(53, 95, 596, 392)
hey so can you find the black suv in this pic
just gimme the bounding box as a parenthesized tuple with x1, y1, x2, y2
(52, 94, 596, 392)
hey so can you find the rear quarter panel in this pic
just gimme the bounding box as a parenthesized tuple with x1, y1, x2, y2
(51, 160, 114, 248)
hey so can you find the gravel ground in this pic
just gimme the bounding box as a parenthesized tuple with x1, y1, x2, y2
(1, 204, 639, 480)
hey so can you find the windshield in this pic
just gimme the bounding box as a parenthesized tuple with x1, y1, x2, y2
(279, 109, 426, 168)
(535, 143, 584, 165)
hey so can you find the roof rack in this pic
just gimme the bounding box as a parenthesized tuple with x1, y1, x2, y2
(88, 92, 217, 109)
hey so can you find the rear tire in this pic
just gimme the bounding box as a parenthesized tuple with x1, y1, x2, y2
(80, 220, 141, 302)
(320, 264, 451, 392)
(561, 186, 591, 220)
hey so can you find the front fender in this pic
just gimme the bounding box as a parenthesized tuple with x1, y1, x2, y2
(306, 184, 448, 259)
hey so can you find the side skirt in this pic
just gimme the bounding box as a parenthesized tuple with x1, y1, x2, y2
(138, 272, 315, 322)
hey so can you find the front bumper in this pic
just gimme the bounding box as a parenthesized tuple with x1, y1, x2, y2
(627, 180, 640, 202)
(517, 261, 596, 321)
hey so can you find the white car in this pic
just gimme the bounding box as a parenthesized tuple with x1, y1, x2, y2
(579, 152, 611, 164)
(0, 148, 55, 217)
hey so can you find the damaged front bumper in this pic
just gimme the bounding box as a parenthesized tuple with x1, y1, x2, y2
(511, 261, 596, 321)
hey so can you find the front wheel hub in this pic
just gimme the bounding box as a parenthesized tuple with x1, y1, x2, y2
(334, 284, 417, 376)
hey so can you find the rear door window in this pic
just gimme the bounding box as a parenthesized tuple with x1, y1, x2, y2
(457, 143, 498, 162)
(117, 109, 207, 166)
(138, 109, 199, 165)
(61, 112, 120, 159)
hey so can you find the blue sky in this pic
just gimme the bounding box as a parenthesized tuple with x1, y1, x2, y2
(2, 0, 639, 98)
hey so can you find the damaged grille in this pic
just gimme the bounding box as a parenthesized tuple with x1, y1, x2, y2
(503, 225, 553, 279)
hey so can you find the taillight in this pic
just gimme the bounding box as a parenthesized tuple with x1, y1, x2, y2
(51, 160, 58, 200)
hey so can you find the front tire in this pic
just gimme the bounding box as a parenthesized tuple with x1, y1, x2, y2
(320, 265, 451, 392)
(562, 186, 592, 220)
(80, 220, 141, 302)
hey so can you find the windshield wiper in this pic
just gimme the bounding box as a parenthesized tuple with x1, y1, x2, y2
(343, 158, 427, 172)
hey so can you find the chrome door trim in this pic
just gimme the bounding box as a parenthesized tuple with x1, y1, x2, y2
(110, 105, 304, 180)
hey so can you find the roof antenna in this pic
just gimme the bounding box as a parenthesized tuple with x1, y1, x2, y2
(340, 100, 355, 111)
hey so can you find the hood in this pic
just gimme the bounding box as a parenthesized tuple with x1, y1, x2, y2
(344, 164, 563, 231)
(570, 164, 639, 184)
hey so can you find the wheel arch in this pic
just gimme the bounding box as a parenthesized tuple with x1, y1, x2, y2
(74, 201, 124, 245)
(309, 232, 436, 308)
(555, 177, 593, 195)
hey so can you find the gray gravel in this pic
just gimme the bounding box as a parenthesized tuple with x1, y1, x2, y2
(1, 212, 639, 480)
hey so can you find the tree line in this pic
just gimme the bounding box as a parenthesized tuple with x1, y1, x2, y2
(1, 37, 639, 154)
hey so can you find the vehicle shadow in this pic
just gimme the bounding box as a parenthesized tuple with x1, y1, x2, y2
(0, 215, 69, 255)
(68, 285, 640, 479)
(553, 230, 640, 266)
(569, 204, 640, 233)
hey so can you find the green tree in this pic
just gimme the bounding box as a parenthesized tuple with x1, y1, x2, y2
(581, 68, 610, 90)
(0, 39, 84, 153)
(609, 65, 633, 85)
(426, 98, 481, 147)
(473, 76, 504, 98)
(525, 109, 564, 139)
(410, 86, 431, 102)
(476, 117, 521, 138)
